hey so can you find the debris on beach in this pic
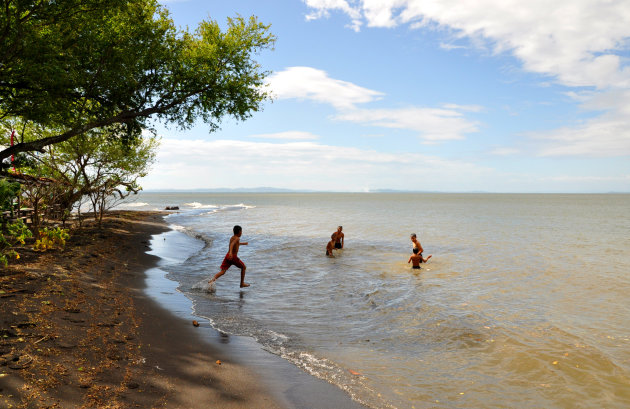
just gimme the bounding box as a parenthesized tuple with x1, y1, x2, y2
(192, 320, 200, 327)
(348, 369, 361, 376)
(216, 360, 222, 365)
(7, 354, 33, 369)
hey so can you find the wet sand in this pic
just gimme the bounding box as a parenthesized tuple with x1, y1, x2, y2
(0, 211, 365, 408)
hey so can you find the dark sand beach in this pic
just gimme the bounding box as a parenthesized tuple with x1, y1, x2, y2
(0, 211, 365, 409)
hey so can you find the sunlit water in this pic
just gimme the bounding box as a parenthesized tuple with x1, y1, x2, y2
(119, 193, 630, 409)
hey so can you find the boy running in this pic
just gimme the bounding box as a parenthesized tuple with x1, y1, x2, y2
(209, 225, 249, 288)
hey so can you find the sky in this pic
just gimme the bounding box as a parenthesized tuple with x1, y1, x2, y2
(144, 0, 630, 193)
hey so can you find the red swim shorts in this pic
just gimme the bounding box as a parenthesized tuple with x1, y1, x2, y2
(220, 253, 245, 271)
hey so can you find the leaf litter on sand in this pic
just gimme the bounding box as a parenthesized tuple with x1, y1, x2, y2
(0, 211, 171, 408)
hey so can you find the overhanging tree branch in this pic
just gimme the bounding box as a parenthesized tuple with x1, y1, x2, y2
(1, 2, 274, 163)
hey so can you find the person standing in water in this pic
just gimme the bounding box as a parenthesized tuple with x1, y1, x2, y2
(209, 225, 250, 288)
(334, 226, 344, 249)
(410, 233, 431, 264)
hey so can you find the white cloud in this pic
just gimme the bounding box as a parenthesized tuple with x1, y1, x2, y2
(441, 103, 484, 113)
(335, 106, 480, 141)
(304, 0, 630, 89)
(247, 131, 319, 140)
(439, 42, 467, 51)
(144, 137, 494, 191)
(304, 0, 630, 157)
(535, 117, 630, 157)
(304, 0, 363, 30)
(267, 66, 384, 109)
(544, 174, 630, 183)
(533, 89, 630, 157)
(268, 67, 480, 141)
(490, 147, 520, 156)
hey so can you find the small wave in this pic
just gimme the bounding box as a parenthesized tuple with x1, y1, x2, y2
(183, 202, 218, 209)
(181, 202, 255, 212)
(125, 202, 150, 207)
(267, 330, 289, 342)
(192, 232, 214, 250)
(191, 279, 216, 293)
(170, 224, 187, 232)
(273, 350, 395, 409)
(167, 224, 214, 250)
(218, 203, 256, 211)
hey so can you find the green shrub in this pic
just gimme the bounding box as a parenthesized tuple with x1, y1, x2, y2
(34, 227, 70, 251)
(0, 219, 33, 266)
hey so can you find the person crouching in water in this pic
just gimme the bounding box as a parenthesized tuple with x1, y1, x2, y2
(408, 247, 431, 269)
(326, 233, 336, 257)
(209, 225, 249, 288)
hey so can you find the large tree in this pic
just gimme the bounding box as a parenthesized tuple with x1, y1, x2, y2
(0, 0, 275, 164)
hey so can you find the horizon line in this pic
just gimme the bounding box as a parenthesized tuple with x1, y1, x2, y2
(140, 188, 630, 194)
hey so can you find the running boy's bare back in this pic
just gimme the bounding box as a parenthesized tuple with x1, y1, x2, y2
(209, 225, 250, 288)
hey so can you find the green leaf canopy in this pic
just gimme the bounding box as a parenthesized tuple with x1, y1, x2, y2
(0, 0, 275, 162)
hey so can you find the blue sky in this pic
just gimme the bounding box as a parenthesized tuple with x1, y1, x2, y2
(145, 0, 630, 193)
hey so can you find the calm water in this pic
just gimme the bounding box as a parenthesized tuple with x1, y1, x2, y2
(119, 193, 630, 409)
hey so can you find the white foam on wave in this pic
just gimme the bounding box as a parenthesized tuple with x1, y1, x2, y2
(169, 224, 187, 232)
(268, 330, 289, 342)
(180, 202, 255, 211)
(183, 202, 218, 209)
(113, 202, 159, 210)
(219, 203, 256, 211)
(235, 203, 256, 209)
(191, 279, 216, 293)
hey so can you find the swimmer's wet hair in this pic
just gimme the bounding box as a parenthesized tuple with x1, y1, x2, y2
(411, 233, 417, 238)
(233, 225, 242, 235)
(413, 248, 419, 254)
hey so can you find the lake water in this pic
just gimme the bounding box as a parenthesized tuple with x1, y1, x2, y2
(119, 192, 630, 409)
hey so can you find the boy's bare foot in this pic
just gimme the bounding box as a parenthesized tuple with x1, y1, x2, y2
(240, 283, 250, 288)
(208, 279, 215, 284)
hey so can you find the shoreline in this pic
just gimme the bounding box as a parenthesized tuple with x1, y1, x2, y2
(142, 217, 368, 409)
(0, 211, 366, 409)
